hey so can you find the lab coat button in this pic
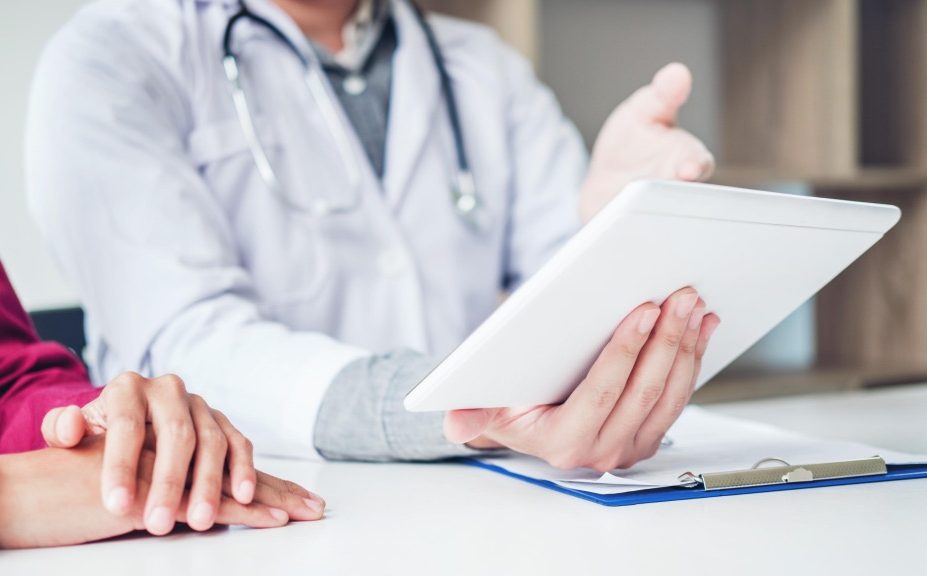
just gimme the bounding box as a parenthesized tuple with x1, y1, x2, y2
(343, 75, 367, 95)
(377, 251, 405, 276)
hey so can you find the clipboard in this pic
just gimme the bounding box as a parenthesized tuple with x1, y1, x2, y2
(463, 457, 927, 507)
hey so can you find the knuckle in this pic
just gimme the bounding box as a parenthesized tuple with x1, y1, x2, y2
(678, 339, 697, 355)
(667, 395, 689, 418)
(199, 425, 228, 450)
(158, 374, 187, 393)
(646, 441, 661, 459)
(612, 339, 642, 361)
(636, 382, 665, 409)
(239, 436, 254, 454)
(660, 331, 683, 349)
(163, 418, 195, 444)
(111, 371, 144, 389)
(546, 450, 583, 471)
(613, 453, 639, 469)
(111, 413, 145, 434)
(589, 383, 619, 410)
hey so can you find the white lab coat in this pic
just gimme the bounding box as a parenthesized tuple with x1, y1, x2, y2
(26, 0, 587, 457)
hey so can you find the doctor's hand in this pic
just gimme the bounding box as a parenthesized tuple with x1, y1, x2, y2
(444, 288, 720, 472)
(40, 373, 261, 535)
(579, 62, 715, 222)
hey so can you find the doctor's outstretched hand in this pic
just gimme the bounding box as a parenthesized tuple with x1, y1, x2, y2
(579, 63, 715, 222)
(444, 288, 720, 472)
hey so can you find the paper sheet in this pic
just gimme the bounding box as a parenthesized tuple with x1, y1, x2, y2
(477, 406, 927, 495)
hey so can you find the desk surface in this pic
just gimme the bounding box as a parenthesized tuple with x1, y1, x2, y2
(3, 385, 926, 575)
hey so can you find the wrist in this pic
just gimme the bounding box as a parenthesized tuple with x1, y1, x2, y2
(0, 451, 41, 548)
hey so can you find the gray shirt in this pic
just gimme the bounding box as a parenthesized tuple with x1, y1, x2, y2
(307, 2, 395, 178)
(314, 350, 481, 461)
(309, 5, 481, 461)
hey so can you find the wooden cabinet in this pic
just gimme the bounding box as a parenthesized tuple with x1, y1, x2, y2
(424, 0, 927, 392)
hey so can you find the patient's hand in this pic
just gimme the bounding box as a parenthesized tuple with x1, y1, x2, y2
(40, 372, 311, 535)
(580, 63, 715, 222)
(0, 435, 324, 549)
(444, 288, 720, 473)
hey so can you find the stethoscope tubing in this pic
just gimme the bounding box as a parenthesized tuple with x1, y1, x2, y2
(222, 0, 484, 227)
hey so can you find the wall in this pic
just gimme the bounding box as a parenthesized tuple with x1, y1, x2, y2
(538, 0, 721, 154)
(1, 0, 88, 310)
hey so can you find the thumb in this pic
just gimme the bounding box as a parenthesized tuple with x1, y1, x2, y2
(625, 62, 693, 126)
(42, 405, 89, 447)
(443, 409, 497, 444)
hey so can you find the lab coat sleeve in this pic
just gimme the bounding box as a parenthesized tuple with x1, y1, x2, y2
(500, 43, 588, 288)
(25, 11, 368, 458)
(315, 349, 483, 461)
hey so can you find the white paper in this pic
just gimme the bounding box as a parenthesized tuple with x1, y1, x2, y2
(477, 406, 926, 495)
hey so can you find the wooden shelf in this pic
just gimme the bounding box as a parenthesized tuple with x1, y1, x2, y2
(434, 0, 927, 400)
(693, 364, 927, 404)
(712, 166, 927, 191)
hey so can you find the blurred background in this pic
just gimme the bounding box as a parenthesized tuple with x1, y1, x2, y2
(3, 0, 927, 401)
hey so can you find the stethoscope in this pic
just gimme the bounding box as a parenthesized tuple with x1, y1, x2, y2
(221, 1, 486, 229)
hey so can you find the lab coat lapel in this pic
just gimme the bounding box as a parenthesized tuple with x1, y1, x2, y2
(233, 0, 316, 61)
(383, 0, 441, 209)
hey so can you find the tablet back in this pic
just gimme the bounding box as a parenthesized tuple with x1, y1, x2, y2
(405, 180, 900, 412)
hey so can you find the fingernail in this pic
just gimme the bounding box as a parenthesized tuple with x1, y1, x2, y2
(147, 506, 174, 535)
(675, 292, 699, 318)
(688, 307, 706, 331)
(637, 308, 661, 334)
(56, 406, 76, 440)
(268, 508, 289, 523)
(190, 502, 214, 527)
(303, 498, 323, 515)
(705, 317, 721, 339)
(237, 480, 255, 503)
(105, 487, 131, 514)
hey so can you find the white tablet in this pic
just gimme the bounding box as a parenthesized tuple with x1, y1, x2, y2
(404, 180, 900, 412)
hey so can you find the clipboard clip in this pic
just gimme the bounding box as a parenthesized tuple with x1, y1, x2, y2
(677, 456, 888, 491)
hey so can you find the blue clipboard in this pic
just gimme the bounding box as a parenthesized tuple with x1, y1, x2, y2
(463, 458, 927, 507)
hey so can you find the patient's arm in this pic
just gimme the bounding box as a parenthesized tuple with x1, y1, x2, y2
(0, 435, 324, 549)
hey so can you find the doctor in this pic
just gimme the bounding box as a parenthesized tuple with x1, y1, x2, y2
(28, 0, 718, 470)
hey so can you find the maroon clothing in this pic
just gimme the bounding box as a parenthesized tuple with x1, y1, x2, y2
(0, 262, 99, 453)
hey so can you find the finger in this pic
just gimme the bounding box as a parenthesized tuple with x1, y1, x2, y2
(675, 143, 715, 182)
(596, 288, 698, 461)
(42, 405, 87, 448)
(443, 408, 499, 445)
(99, 374, 148, 516)
(145, 374, 196, 536)
(624, 62, 693, 126)
(633, 300, 706, 458)
(211, 409, 256, 504)
(691, 313, 721, 391)
(557, 303, 660, 443)
(168, 490, 290, 530)
(184, 395, 228, 531)
(224, 471, 324, 522)
(211, 498, 290, 529)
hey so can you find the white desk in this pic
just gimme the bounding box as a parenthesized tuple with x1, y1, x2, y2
(3, 386, 926, 575)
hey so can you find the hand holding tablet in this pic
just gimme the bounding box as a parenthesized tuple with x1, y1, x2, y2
(446, 289, 720, 472)
(409, 180, 900, 470)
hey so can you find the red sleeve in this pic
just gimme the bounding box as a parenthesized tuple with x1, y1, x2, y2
(0, 262, 101, 454)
